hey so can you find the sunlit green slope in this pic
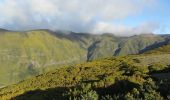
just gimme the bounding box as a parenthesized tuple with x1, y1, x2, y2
(0, 53, 170, 100)
(0, 30, 87, 86)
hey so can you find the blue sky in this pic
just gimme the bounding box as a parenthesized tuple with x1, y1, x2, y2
(0, 0, 169, 36)
(125, 0, 170, 34)
(111, 0, 170, 34)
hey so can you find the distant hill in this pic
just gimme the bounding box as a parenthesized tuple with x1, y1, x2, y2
(114, 34, 165, 56)
(144, 41, 170, 54)
(0, 28, 8, 32)
(0, 29, 169, 87)
(87, 34, 165, 60)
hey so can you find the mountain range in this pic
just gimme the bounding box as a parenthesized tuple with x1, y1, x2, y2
(0, 28, 169, 87)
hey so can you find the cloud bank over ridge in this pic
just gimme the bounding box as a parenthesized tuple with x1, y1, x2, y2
(0, 0, 159, 36)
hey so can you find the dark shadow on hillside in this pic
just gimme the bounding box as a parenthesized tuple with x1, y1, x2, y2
(49, 30, 92, 43)
(139, 39, 170, 54)
(11, 87, 70, 100)
(149, 65, 170, 98)
(95, 80, 141, 96)
(87, 41, 101, 61)
(149, 65, 170, 75)
(12, 80, 141, 100)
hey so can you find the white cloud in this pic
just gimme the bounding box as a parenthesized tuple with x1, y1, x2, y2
(0, 0, 158, 35)
(92, 22, 159, 36)
(131, 22, 160, 34)
(92, 22, 130, 34)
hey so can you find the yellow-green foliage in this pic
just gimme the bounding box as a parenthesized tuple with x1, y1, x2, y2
(0, 54, 169, 100)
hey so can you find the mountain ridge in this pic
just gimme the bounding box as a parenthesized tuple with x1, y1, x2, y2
(0, 29, 169, 87)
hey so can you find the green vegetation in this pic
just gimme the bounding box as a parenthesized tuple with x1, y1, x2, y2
(0, 30, 167, 87)
(87, 34, 119, 61)
(0, 30, 169, 89)
(0, 30, 87, 86)
(116, 34, 165, 56)
(0, 53, 170, 100)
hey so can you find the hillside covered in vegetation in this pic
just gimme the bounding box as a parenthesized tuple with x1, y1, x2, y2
(0, 30, 88, 87)
(0, 29, 168, 87)
(0, 50, 170, 100)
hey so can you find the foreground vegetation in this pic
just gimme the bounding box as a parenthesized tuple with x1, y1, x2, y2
(0, 51, 170, 100)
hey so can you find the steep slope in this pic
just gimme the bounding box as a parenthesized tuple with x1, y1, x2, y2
(114, 34, 165, 56)
(144, 41, 170, 54)
(87, 34, 121, 61)
(0, 30, 87, 86)
(0, 53, 170, 100)
(87, 34, 165, 60)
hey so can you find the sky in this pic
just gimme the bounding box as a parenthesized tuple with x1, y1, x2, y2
(0, 0, 169, 36)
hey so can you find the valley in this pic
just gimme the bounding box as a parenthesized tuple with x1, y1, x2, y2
(0, 29, 169, 87)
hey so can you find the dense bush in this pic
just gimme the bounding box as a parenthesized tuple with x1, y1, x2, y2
(0, 55, 170, 100)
